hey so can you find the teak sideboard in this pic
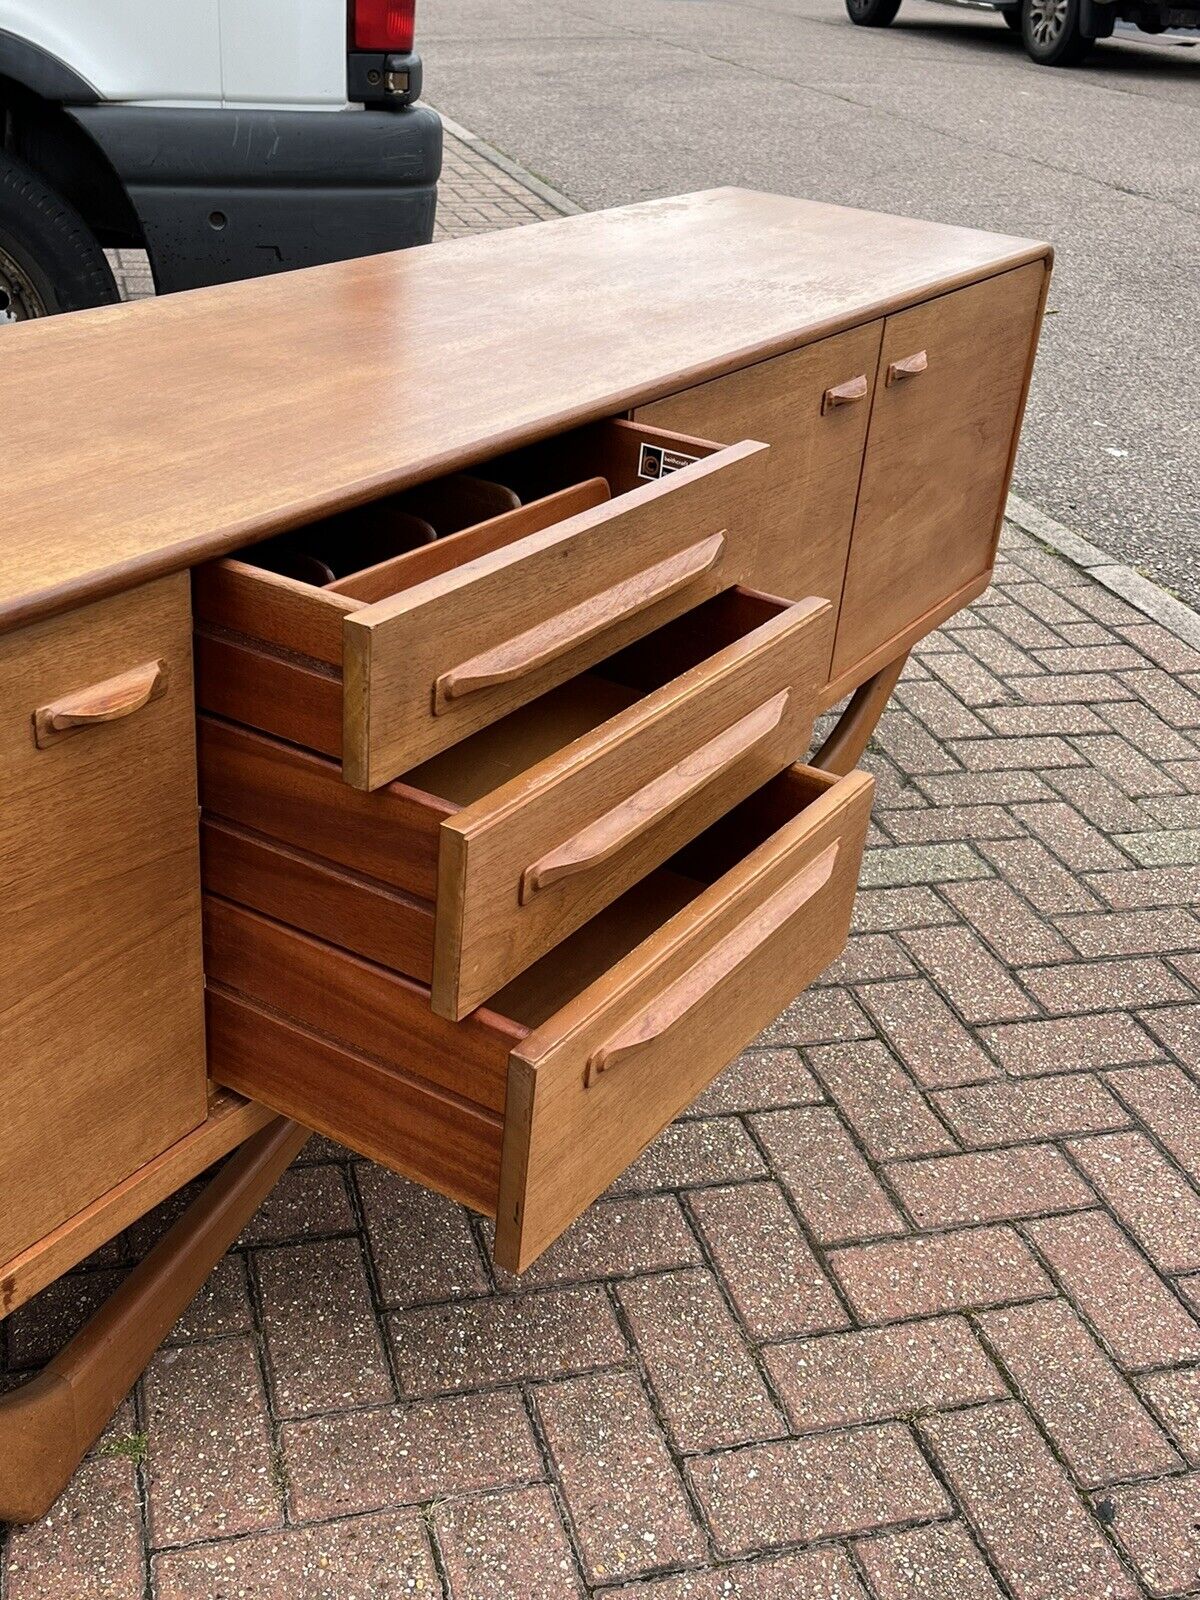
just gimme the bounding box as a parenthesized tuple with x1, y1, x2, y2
(0, 189, 1051, 1519)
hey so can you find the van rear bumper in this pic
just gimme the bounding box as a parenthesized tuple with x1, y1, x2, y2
(68, 103, 441, 293)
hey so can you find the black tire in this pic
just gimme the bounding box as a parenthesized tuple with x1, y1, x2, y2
(846, 0, 903, 27)
(1001, 7, 1023, 28)
(1021, 0, 1092, 63)
(0, 151, 120, 323)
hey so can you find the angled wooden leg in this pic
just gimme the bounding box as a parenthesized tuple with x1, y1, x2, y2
(0, 1115, 308, 1525)
(812, 651, 910, 777)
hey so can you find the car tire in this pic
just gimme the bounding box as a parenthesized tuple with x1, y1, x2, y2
(1021, 0, 1092, 63)
(0, 151, 120, 323)
(846, 0, 903, 27)
(1001, 7, 1023, 27)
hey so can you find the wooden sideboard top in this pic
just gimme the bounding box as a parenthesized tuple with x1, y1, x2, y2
(0, 188, 1048, 634)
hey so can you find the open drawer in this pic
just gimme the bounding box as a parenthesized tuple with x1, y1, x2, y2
(194, 419, 770, 791)
(200, 588, 832, 1017)
(204, 762, 874, 1271)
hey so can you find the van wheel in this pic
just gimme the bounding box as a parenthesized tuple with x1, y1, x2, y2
(0, 151, 120, 323)
(1022, 0, 1092, 63)
(846, 0, 903, 26)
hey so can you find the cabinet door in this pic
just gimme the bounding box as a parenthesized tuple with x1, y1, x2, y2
(0, 575, 207, 1266)
(634, 323, 883, 642)
(831, 262, 1047, 683)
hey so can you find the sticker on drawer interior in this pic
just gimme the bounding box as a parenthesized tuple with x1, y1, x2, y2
(638, 442, 701, 480)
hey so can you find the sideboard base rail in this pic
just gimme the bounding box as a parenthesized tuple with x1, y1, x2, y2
(0, 1115, 307, 1526)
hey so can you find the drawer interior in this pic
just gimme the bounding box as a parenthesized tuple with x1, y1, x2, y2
(218, 419, 724, 611)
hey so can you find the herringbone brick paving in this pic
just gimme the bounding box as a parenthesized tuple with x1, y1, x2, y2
(11, 129, 1200, 1599)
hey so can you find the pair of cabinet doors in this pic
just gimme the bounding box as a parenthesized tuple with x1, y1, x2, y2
(636, 261, 1047, 691)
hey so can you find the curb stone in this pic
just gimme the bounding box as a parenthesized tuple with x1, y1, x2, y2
(432, 107, 583, 217)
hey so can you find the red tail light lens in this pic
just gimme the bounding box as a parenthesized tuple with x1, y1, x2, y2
(353, 0, 416, 51)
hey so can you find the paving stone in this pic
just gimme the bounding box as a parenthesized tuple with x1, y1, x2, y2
(608, 1117, 766, 1195)
(608, 1547, 870, 1599)
(934, 1073, 1129, 1147)
(390, 1285, 626, 1397)
(281, 1390, 542, 1520)
(1021, 956, 1192, 1016)
(1103, 1474, 1200, 1599)
(872, 709, 962, 773)
(1143, 1004, 1200, 1068)
(764, 1315, 1004, 1432)
(686, 1047, 822, 1115)
(924, 650, 1014, 706)
(851, 885, 958, 933)
(951, 735, 1085, 772)
(1119, 667, 1200, 728)
(1087, 864, 1200, 910)
(980, 1013, 1160, 1076)
(751, 1106, 905, 1245)
(1044, 767, 1155, 831)
(829, 1226, 1052, 1323)
(819, 934, 915, 986)
(1115, 828, 1200, 867)
(1068, 1132, 1200, 1274)
(899, 926, 1039, 1024)
(1033, 645, 1145, 674)
(434, 1485, 581, 1599)
(1018, 672, 1130, 704)
(1026, 1209, 1200, 1369)
(1107, 1064, 1200, 1178)
(895, 680, 990, 737)
(977, 1299, 1181, 1487)
(943, 879, 1075, 967)
(255, 1238, 392, 1417)
(980, 838, 1103, 913)
(881, 801, 1024, 845)
(856, 1522, 1007, 1600)
(858, 843, 992, 889)
(143, 1336, 280, 1547)
(887, 1145, 1093, 1228)
(1121, 621, 1200, 673)
(355, 1167, 490, 1308)
(616, 1270, 783, 1452)
(805, 1041, 957, 1160)
(1056, 907, 1200, 958)
(1170, 951, 1200, 989)
(919, 769, 1056, 807)
(1137, 1366, 1200, 1464)
(1011, 801, 1130, 872)
(154, 1509, 439, 1600)
(3, 1455, 143, 1600)
(919, 1402, 1139, 1600)
(688, 1425, 950, 1556)
(983, 703, 1109, 736)
(533, 1369, 705, 1582)
(858, 978, 1001, 1088)
(687, 1182, 848, 1340)
(4, 1267, 127, 1369)
(238, 1161, 355, 1246)
(489, 1193, 701, 1290)
(1102, 700, 1199, 763)
(755, 986, 874, 1046)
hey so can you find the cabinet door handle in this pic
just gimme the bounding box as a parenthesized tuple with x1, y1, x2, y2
(886, 349, 928, 386)
(34, 659, 169, 748)
(821, 374, 868, 414)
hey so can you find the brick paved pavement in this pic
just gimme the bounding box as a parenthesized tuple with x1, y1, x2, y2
(15, 121, 1200, 1600)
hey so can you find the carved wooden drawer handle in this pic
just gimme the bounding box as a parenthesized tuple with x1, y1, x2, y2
(34, 659, 169, 748)
(433, 532, 726, 712)
(584, 840, 840, 1086)
(822, 374, 868, 414)
(886, 350, 928, 386)
(520, 689, 790, 903)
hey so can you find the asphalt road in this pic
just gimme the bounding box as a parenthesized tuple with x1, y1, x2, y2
(422, 0, 1199, 605)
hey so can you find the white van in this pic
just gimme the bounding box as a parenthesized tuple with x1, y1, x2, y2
(0, 1, 440, 319)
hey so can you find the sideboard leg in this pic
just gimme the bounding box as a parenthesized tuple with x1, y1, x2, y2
(0, 1115, 308, 1525)
(812, 651, 910, 777)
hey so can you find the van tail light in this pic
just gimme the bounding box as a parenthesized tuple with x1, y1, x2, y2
(352, 0, 416, 52)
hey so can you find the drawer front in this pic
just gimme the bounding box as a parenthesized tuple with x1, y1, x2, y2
(831, 262, 1047, 683)
(633, 323, 883, 638)
(433, 594, 833, 1020)
(0, 576, 207, 1265)
(494, 767, 874, 1272)
(342, 440, 769, 789)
